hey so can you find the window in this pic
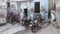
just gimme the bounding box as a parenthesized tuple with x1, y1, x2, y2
(34, 2, 40, 13)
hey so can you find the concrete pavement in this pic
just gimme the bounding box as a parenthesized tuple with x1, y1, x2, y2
(15, 23, 60, 34)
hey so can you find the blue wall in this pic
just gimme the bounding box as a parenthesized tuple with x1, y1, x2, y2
(33, 0, 48, 10)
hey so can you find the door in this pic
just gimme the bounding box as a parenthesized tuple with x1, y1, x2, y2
(34, 2, 40, 13)
(24, 8, 28, 18)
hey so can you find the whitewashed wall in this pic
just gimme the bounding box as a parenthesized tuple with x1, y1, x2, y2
(0, 2, 7, 23)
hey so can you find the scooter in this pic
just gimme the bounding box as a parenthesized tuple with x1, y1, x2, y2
(31, 14, 49, 33)
(21, 18, 32, 28)
(11, 14, 20, 23)
(31, 19, 41, 33)
(31, 15, 42, 33)
(9, 12, 20, 23)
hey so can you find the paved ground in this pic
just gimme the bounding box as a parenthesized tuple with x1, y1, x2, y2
(0, 23, 25, 34)
(15, 23, 60, 34)
(0, 21, 59, 34)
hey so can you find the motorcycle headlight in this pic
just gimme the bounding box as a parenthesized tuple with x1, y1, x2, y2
(34, 20, 37, 23)
(29, 24, 32, 27)
(23, 22, 24, 23)
(20, 21, 23, 23)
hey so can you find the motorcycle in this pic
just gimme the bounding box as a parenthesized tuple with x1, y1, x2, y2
(31, 20, 41, 33)
(21, 18, 32, 28)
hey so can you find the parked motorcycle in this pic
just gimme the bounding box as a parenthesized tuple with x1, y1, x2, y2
(31, 20, 41, 33)
(21, 18, 32, 28)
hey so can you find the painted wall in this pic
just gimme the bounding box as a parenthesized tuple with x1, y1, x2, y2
(24, 0, 48, 10)
(33, 0, 48, 10)
(16, 0, 48, 11)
